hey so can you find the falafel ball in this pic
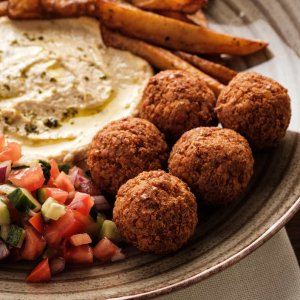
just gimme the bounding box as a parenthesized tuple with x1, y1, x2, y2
(215, 72, 291, 150)
(113, 170, 198, 254)
(87, 117, 169, 195)
(168, 127, 254, 205)
(138, 70, 217, 142)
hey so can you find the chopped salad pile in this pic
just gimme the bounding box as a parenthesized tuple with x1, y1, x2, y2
(0, 136, 125, 283)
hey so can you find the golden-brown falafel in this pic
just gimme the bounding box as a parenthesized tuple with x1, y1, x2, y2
(215, 72, 291, 150)
(138, 70, 217, 142)
(168, 127, 254, 205)
(113, 170, 198, 254)
(87, 117, 169, 195)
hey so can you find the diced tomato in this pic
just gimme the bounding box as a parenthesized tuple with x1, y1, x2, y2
(50, 159, 60, 179)
(0, 142, 22, 162)
(44, 228, 62, 249)
(21, 225, 46, 261)
(0, 135, 5, 148)
(29, 212, 44, 234)
(44, 209, 86, 248)
(65, 244, 93, 264)
(54, 172, 75, 193)
(73, 210, 100, 240)
(8, 164, 45, 191)
(26, 258, 51, 283)
(68, 192, 94, 216)
(93, 238, 120, 262)
(46, 177, 55, 188)
(69, 233, 92, 246)
(45, 188, 68, 204)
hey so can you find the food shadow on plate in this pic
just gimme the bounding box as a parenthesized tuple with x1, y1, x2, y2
(221, 48, 273, 72)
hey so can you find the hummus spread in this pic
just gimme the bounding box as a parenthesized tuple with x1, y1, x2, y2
(0, 17, 153, 163)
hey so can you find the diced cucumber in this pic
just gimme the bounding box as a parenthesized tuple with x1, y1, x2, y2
(41, 197, 66, 221)
(99, 220, 123, 244)
(97, 213, 106, 230)
(36, 188, 48, 203)
(0, 201, 10, 225)
(1, 225, 10, 241)
(8, 187, 41, 213)
(0, 184, 16, 195)
(6, 225, 26, 248)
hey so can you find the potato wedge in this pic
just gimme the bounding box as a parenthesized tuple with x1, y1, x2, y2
(186, 9, 208, 27)
(101, 26, 224, 95)
(176, 51, 237, 83)
(7, 0, 41, 19)
(8, 0, 97, 19)
(98, 0, 268, 55)
(0, 1, 8, 17)
(158, 10, 193, 24)
(131, 0, 207, 14)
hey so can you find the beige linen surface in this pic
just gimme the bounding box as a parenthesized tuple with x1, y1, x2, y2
(158, 228, 300, 300)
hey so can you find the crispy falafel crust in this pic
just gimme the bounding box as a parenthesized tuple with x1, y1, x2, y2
(215, 72, 291, 150)
(139, 70, 217, 142)
(169, 127, 254, 205)
(113, 170, 198, 254)
(87, 117, 169, 195)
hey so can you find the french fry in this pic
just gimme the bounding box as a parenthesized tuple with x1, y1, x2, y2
(186, 9, 208, 27)
(130, 0, 207, 14)
(7, 0, 97, 19)
(0, 1, 8, 17)
(176, 51, 237, 84)
(98, 0, 268, 56)
(101, 26, 224, 96)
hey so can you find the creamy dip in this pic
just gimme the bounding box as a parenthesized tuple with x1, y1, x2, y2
(0, 17, 153, 163)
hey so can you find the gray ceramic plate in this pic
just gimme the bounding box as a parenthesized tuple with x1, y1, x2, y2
(1, 0, 300, 299)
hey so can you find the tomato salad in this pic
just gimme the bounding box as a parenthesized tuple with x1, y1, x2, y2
(0, 136, 125, 283)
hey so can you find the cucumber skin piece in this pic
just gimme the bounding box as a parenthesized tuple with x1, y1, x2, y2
(6, 225, 26, 248)
(36, 188, 48, 203)
(0, 201, 10, 226)
(8, 188, 41, 213)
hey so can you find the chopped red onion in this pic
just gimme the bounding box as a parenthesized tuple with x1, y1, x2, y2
(50, 257, 65, 275)
(68, 167, 80, 185)
(28, 210, 37, 217)
(111, 249, 125, 262)
(68, 166, 86, 188)
(93, 195, 111, 211)
(0, 160, 11, 184)
(0, 240, 10, 260)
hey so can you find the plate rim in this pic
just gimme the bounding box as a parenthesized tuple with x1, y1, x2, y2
(113, 196, 300, 300)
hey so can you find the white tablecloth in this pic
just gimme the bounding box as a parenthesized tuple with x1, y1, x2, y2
(158, 229, 300, 300)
